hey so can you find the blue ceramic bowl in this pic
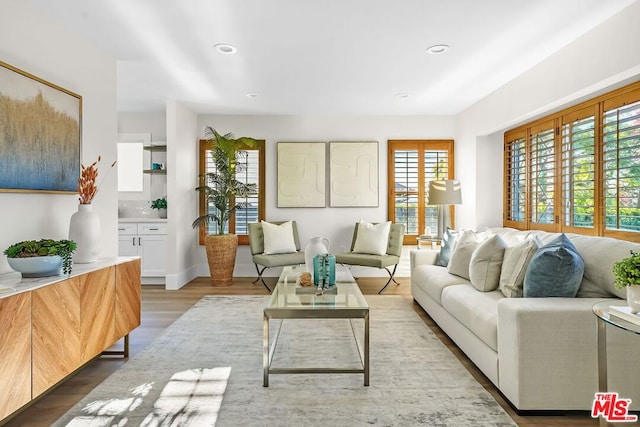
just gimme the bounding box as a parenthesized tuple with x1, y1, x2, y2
(7, 256, 63, 277)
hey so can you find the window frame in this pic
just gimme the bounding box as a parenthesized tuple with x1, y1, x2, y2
(387, 139, 455, 245)
(504, 80, 640, 242)
(198, 139, 265, 245)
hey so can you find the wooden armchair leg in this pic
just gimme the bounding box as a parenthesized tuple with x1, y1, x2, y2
(378, 265, 400, 294)
(253, 264, 272, 293)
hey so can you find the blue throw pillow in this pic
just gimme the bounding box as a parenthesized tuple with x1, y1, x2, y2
(523, 234, 585, 297)
(437, 227, 458, 267)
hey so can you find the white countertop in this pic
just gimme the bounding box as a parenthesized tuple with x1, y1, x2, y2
(0, 256, 140, 299)
(118, 218, 167, 223)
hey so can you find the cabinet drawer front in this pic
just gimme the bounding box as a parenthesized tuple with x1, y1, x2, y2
(138, 223, 167, 234)
(117, 223, 137, 235)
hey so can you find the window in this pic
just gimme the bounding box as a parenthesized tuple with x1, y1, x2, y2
(529, 121, 556, 229)
(561, 106, 596, 232)
(504, 131, 527, 226)
(198, 139, 265, 245)
(504, 81, 640, 242)
(603, 95, 640, 235)
(388, 140, 455, 245)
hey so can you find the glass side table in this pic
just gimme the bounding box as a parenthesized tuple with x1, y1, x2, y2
(416, 236, 441, 250)
(592, 301, 640, 426)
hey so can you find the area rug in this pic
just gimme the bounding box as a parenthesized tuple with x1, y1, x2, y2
(54, 295, 516, 426)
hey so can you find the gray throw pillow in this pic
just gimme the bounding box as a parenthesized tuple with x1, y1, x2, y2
(469, 234, 507, 292)
(437, 228, 458, 267)
(523, 234, 585, 297)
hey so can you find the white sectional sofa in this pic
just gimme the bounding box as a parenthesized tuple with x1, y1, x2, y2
(410, 227, 640, 411)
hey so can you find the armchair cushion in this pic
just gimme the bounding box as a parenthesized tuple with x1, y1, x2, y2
(353, 220, 391, 255)
(261, 220, 297, 254)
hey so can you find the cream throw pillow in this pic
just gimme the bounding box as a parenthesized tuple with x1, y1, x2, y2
(499, 236, 540, 298)
(353, 221, 391, 256)
(469, 234, 507, 292)
(447, 229, 493, 280)
(261, 221, 297, 254)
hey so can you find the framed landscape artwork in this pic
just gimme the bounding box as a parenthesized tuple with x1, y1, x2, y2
(0, 61, 81, 193)
(277, 142, 326, 207)
(329, 141, 378, 207)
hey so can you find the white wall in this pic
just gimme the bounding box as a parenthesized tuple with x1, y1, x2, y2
(195, 115, 455, 277)
(118, 112, 167, 141)
(0, 1, 118, 275)
(455, 1, 640, 230)
(165, 101, 199, 289)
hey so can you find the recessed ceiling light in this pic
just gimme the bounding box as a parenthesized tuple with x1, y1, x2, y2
(246, 93, 259, 98)
(214, 43, 237, 54)
(426, 44, 449, 55)
(396, 93, 410, 98)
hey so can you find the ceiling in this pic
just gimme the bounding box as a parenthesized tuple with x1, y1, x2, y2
(32, 0, 636, 115)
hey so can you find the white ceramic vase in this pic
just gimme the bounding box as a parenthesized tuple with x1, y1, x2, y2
(627, 285, 640, 314)
(68, 204, 101, 263)
(304, 237, 330, 273)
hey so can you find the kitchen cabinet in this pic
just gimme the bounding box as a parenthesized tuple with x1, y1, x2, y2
(118, 222, 167, 282)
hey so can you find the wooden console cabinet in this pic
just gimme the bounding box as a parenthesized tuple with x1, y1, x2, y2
(0, 257, 141, 421)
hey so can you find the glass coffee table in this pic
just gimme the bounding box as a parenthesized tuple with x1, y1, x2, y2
(263, 265, 370, 387)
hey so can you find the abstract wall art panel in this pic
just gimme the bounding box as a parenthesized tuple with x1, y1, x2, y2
(277, 142, 326, 207)
(329, 141, 378, 207)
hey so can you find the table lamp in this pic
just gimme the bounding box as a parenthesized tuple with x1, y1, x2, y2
(427, 179, 462, 239)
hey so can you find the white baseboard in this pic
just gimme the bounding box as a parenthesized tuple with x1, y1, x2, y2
(165, 265, 198, 290)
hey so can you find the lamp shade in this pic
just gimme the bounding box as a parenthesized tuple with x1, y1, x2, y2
(428, 180, 462, 205)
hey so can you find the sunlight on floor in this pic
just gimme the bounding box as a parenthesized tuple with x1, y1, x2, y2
(65, 367, 231, 427)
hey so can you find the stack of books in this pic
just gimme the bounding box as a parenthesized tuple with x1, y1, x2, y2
(609, 305, 640, 326)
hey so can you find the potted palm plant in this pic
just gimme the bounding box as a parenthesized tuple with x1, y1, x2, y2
(192, 126, 257, 286)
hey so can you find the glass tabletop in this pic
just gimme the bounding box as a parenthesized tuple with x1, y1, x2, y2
(592, 301, 640, 335)
(266, 265, 369, 311)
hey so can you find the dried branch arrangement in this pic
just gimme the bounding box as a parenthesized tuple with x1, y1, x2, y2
(77, 156, 116, 204)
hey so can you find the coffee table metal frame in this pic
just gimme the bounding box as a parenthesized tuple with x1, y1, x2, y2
(263, 265, 369, 387)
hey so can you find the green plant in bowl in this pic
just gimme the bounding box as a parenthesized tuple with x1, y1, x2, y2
(613, 250, 640, 289)
(150, 197, 167, 210)
(4, 239, 77, 275)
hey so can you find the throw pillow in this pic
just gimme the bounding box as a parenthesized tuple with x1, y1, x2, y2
(261, 221, 297, 255)
(499, 237, 540, 298)
(353, 221, 391, 256)
(436, 227, 458, 267)
(523, 234, 585, 297)
(469, 234, 507, 292)
(447, 229, 492, 280)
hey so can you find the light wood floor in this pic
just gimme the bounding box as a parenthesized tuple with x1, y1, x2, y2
(3, 277, 596, 427)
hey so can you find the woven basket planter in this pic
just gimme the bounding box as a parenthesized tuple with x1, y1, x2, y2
(205, 234, 238, 286)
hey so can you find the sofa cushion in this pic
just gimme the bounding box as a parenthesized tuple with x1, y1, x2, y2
(448, 229, 492, 279)
(261, 220, 297, 254)
(436, 227, 458, 267)
(523, 234, 585, 298)
(568, 234, 640, 299)
(353, 220, 391, 256)
(412, 264, 470, 305)
(441, 284, 502, 351)
(469, 234, 507, 292)
(499, 237, 540, 298)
